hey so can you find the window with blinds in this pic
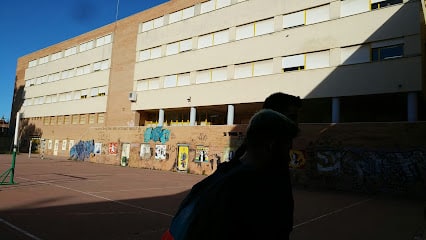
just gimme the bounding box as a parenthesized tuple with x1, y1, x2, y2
(305, 50, 330, 70)
(340, 0, 369, 17)
(235, 60, 273, 79)
(371, 0, 402, 10)
(282, 54, 305, 71)
(341, 45, 370, 65)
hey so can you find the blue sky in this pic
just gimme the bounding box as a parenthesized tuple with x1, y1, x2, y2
(0, 0, 168, 122)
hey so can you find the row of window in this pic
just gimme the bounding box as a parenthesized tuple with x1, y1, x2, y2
(140, 0, 248, 32)
(136, 39, 404, 90)
(25, 59, 110, 87)
(41, 113, 105, 126)
(28, 34, 112, 68)
(23, 86, 108, 106)
(140, 0, 401, 35)
(138, 0, 403, 62)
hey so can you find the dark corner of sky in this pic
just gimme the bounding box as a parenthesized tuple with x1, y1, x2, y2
(68, 0, 114, 30)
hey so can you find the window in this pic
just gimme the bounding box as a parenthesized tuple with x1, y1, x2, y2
(371, 0, 402, 9)
(66, 92, 72, 101)
(79, 114, 87, 124)
(149, 78, 160, 90)
(43, 117, 50, 125)
(340, 0, 369, 18)
(72, 115, 79, 124)
(137, 80, 149, 91)
(50, 116, 57, 125)
(76, 65, 91, 76)
(166, 39, 192, 56)
(169, 6, 195, 24)
(59, 93, 67, 102)
(57, 115, 64, 125)
(283, 11, 304, 29)
(196, 67, 229, 83)
(51, 94, 57, 103)
(200, 1, 215, 13)
(81, 89, 88, 99)
(97, 113, 105, 124)
(141, 16, 165, 32)
(306, 5, 330, 25)
(98, 86, 107, 96)
(90, 87, 99, 97)
(51, 51, 63, 61)
(200, 0, 231, 14)
(89, 114, 97, 124)
(62, 69, 75, 79)
(73, 91, 81, 100)
(236, 23, 254, 40)
(45, 95, 52, 104)
(29, 59, 37, 68)
(305, 50, 330, 69)
(255, 18, 274, 36)
(177, 73, 190, 86)
(48, 72, 60, 82)
(341, 45, 370, 65)
(282, 54, 305, 71)
(139, 46, 162, 61)
(372, 44, 403, 61)
(80, 40, 94, 52)
(39, 56, 49, 65)
(64, 115, 71, 125)
(64, 46, 77, 57)
(198, 30, 229, 49)
(96, 34, 112, 47)
(93, 60, 109, 71)
(164, 75, 177, 88)
(253, 59, 273, 76)
(234, 60, 273, 79)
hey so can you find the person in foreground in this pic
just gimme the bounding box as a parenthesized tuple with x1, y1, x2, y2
(162, 108, 300, 240)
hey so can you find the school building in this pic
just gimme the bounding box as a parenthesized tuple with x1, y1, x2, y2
(9, 0, 426, 178)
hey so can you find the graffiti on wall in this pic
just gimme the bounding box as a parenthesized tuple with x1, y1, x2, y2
(69, 140, 95, 161)
(144, 127, 171, 144)
(313, 148, 426, 193)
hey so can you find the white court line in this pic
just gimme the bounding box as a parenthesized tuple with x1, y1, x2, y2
(17, 177, 174, 217)
(88, 185, 192, 194)
(0, 217, 42, 240)
(294, 198, 372, 229)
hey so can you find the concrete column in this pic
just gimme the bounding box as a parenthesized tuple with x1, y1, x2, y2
(227, 105, 235, 125)
(158, 109, 164, 127)
(407, 92, 418, 122)
(332, 97, 340, 123)
(190, 107, 197, 126)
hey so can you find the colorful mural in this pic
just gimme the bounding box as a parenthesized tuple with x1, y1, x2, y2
(144, 127, 170, 144)
(69, 140, 95, 161)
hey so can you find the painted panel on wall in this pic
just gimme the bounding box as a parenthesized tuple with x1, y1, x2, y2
(177, 144, 189, 172)
(155, 144, 167, 160)
(140, 143, 151, 159)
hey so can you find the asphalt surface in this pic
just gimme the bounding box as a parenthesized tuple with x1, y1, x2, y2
(0, 154, 424, 240)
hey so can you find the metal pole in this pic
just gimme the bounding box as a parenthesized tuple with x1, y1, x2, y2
(10, 112, 20, 184)
(28, 140, 32, 159)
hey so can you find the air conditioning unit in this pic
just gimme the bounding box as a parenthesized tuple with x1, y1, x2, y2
(128, 92, 137, 102)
